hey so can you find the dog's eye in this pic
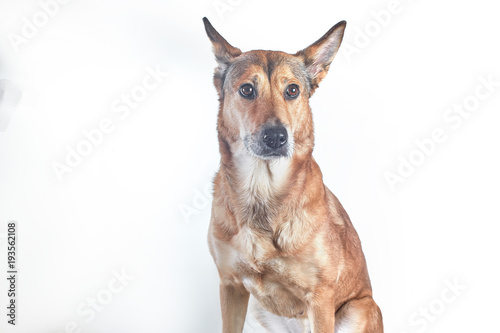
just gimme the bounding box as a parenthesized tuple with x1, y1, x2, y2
(286, 84, 300, 99)
(239, 84, 255, 98)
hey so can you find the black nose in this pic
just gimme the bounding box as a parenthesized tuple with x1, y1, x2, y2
(262, 126, 288, 149)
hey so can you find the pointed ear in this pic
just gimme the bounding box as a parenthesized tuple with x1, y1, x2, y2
(203, 17, 242, 81)
(296, 21, 346, 94)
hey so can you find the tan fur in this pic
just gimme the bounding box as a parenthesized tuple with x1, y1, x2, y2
(203, 17, 383, 332)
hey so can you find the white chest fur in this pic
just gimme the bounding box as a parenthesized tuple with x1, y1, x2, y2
(233, 151, 291, 208)
(212, 225, 318, 319)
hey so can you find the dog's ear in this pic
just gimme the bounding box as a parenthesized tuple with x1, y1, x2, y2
(203, 17, 242, 96)
(296, 21, 346, 95)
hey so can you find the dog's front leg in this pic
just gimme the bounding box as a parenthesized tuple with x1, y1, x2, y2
(220, 283, 250, 333)
(307, 289, 336, 333)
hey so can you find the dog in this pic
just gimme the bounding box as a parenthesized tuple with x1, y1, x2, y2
(203, 17, 383, 333)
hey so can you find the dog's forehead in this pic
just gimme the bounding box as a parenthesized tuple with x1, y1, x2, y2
(226, 50, 310, 89)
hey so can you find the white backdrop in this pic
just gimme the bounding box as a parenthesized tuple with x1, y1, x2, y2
(0, 0, 499, 332)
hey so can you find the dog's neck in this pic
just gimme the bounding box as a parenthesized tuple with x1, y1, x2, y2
(234, 152, 291, 203)
(217, 137, 315, 233)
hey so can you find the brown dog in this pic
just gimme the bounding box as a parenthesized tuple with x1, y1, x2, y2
(203, 17, 383, 333)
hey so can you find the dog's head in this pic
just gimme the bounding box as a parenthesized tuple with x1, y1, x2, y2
(203, 17, 345, 160)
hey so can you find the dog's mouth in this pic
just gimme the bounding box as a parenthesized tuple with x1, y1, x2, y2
(243, 125, 293, 159)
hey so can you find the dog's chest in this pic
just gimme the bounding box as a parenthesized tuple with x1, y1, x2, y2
(228, 228, 318, 317)
(244, 258, 316, 318)
(235, 155, 290, 205)
(214, 156, 319, 315)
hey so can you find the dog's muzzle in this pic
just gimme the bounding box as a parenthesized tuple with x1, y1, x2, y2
(245, 125, 291, 159)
